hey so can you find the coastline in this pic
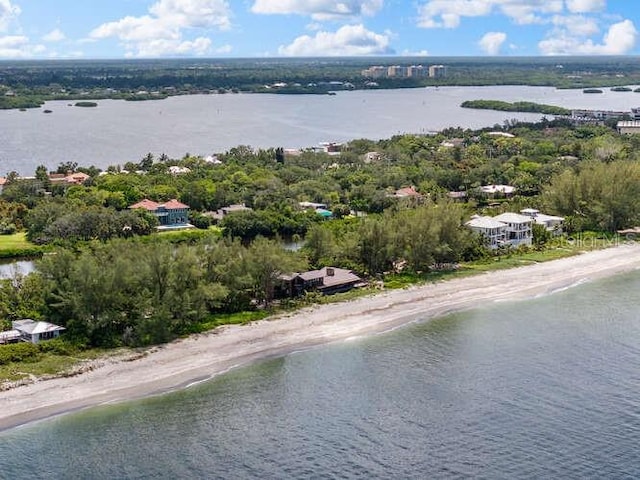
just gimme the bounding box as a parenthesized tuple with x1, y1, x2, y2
(2, 244, 640, 432)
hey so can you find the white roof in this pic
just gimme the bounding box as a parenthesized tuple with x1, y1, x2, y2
(168, 166, 191, 174)
(12, 319, 65, 335)
(480, 184, 515, 194)
(487, 131, 515, 138)
(520, 208, 539, 215)
(466, 216, 507, 229)
(535, 213, 564, 222)
(618, 120, 640, 127)
(493, 212, 533, 224)
(0, 330, 20, 341)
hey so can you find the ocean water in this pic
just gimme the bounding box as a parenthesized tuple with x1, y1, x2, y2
(1, 271, 640, 479)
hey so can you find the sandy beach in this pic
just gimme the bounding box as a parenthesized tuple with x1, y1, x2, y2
(2, 244, 640, 432)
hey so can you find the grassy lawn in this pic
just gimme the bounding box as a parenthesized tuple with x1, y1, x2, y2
(0, 232, 43, 259)
(0, 232, 32, 250)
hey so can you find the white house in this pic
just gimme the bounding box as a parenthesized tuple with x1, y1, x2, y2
(480, 184, 516, 196)
(493, 212, 533, 247)
(466, 216, 508, 249)
(466, 212, 533, 249)
(520, 208, 565, 235)
(11, 319, 65, 344)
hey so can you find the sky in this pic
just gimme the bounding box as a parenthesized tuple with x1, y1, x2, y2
(0, 0, 638, 59)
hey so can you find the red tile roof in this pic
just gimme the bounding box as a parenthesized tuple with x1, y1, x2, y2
(394, 186, 421, 197)
(129, 199, 160, 211)
(65, 172, 90, 184)
(163, 199, 189, 209)
(129, 198, 189, 211)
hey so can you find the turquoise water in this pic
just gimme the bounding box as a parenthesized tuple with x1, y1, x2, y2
(2, 272, 640, 479)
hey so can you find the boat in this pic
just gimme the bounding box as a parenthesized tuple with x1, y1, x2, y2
(583, 89, 603, 94)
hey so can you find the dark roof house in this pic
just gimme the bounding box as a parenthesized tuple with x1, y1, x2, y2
(277, 267, 364, 297)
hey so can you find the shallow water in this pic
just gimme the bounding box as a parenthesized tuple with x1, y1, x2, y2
(2, 271, 640, 479)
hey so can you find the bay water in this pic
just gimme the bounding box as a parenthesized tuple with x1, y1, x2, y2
(1, 271, 639, 478)
(2, 85, 639, 176)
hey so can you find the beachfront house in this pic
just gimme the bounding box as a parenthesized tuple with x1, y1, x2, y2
(466, 212, 534, 249)
(492, 212, 533, 247)
(465, 216, 508, 249)
(7, 319, 65, 344)
(129, 198, 191, 228)
(276, 267, 364, 297)
(520, 208, 564, 235)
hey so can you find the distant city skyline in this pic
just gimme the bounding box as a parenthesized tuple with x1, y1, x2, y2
(0, 0, 637, 59)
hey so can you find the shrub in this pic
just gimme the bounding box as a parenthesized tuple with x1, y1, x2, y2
(37, 338, 77, 356)
(0, 342, 40, 365)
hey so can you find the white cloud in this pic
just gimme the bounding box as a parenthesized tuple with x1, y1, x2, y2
(417, 0, 563, 29)
(133, 37, 212, 57)
(539, 19, 637, 54)
(0, 0, 20, 32)
(565, 0, 606, 14)
(278, 24, 393, 56)
(148, 0, 231, 29)
(479, 31, 506, 54)
(43, 28, 66, 43)
(0, 35, 46, 58)
(251, 0, 383, 20)
(90, 0, 231, 57)
(552, 15, 599, 36)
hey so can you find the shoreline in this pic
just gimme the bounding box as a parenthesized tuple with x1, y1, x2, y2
(3, 244, 640, 432)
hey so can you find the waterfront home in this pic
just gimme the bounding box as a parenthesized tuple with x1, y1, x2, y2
(64, 172, 91, 185)
(129, 199, 191, 228)
(48, 172, 91, 186)
(617, 120, 640, 135)
(520, 208, 564, 235)
(0, 177, 6, 194)
(466, 212, 534, 249)
(277, 267, 364, 297)
(493, 212, 533, 247)
(10, 319, 65, 344)
(0, 329, 21, 344)
(465, 215, 508, 249)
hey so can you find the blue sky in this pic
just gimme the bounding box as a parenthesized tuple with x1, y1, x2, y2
(0, 0, 637, 58)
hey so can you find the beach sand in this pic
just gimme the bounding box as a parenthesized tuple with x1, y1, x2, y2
(2, 244, 640, 431)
